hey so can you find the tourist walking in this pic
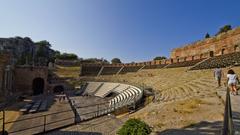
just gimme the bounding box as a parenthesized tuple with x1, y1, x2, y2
(214, 67, 223, 87)
(226, 69, 239, 95)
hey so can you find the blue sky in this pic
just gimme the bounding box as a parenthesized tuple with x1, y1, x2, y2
(0, 0, 240, 63)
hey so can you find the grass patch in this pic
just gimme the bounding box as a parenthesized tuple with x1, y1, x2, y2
(156, 122, 165, 128)
(54, 65, 80, 78)
(173, 99, 208, 114)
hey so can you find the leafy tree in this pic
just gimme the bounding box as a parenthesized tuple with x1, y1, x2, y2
(36, 44, 46, 58)
(205, 33, 210, 38)
(117, 118, 152, 135)
(53, 50, 61, 59)
(153, 56, 166, 61)
(217, 25, 232, 35)
(35, 40, 51, 48)
(56, 53, 78, 60)
(102, 59, 110, 64)
(111, 58, 122, 64)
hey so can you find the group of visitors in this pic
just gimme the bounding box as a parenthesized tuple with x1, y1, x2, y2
(214, 67, 239, 95)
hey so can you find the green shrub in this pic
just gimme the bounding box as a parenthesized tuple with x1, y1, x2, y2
(117, 118, 152, 135)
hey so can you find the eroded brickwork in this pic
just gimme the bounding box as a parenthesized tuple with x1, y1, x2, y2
(15, 66, 48, 95)
(0, 53, 12, 95)
(170, 27, 240, 60)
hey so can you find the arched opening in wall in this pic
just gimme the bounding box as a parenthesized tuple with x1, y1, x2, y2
(234, 45, 239, 52)
(184, 57, 187, 61)
(192, 56, 195, 60)
(209, 51, 214, 57)
(170, 59, 173, 63)
(177, 58, 180, 63)
(32, 78, 44, 95)
(200, 54, 203, 59)
(221, 49, 225, 55)
(53, 85, 64, 93)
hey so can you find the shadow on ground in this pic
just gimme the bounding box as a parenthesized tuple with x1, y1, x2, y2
(47, 131, 102, 135)
(156, 121, 223, 135)
(233, 111, 240, 134)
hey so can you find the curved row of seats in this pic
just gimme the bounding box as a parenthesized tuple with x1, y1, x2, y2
(81, 82, 143, 111)
(190, 52, 240, 70)
(108, 86, 143, 109)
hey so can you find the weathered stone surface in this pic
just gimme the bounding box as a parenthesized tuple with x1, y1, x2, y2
(14, 66, 49, 95)
(171, 27, 240, 60)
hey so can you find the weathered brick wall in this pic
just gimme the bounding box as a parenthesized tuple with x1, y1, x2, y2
(170, 27, 240, 59)
(15, 66, 48, 95)
(0, 53, 11, 95)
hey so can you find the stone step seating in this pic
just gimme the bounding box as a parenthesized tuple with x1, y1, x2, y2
(143, 64, 168, 69)
(81, 66, 102, 76)
(69, 96, 108, 121)
(29, 100, 42, 113)
(94, 83, 120, 98)
(109, 86, 143, 109)
(119, 66, 142, 74)
(190, 52, 240, 70)
(82, 82, 103, 96)
(101, 67, 122, 75)
(112, 84, 130, 93)
(70, 82, 143, 121)
(38, 100, 48, 112)
(167, 59, 204, 68)
(156, 78, 216, 103)
(19, 102, 33, 113)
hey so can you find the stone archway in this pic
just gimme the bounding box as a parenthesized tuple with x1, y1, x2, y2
(32, 78, 44, 95)
(53, 85, 64, 93)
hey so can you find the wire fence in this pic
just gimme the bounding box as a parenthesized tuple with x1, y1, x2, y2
(0, 101, 112, 135)
(0, 94, 144, 135)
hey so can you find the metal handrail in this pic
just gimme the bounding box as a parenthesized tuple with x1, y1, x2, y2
(222, 87, 234, 135)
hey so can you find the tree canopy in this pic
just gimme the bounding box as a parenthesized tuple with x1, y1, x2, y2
(205, 33, 210, 38)
(56, 53, 78, 60)
(153, 56, 167, 60)
(35, 40, 52, 48)
(111, 58, 122, 64)
(217, 25, 232, 35)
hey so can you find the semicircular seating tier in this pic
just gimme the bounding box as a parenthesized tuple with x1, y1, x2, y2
(82, 82, 143, 109)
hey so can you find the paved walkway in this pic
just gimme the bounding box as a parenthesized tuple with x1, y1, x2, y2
(217, 88, 240, 135)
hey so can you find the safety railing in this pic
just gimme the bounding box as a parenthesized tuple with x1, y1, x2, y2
(0, 95, 139, 135)
(222, 87, 234, 135)
(0, 101, 111, 135)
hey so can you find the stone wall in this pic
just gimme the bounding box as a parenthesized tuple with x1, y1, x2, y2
(0, 53, 12, 95)
(14, 66, 49, 95)
(170, 27, 240, 60)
